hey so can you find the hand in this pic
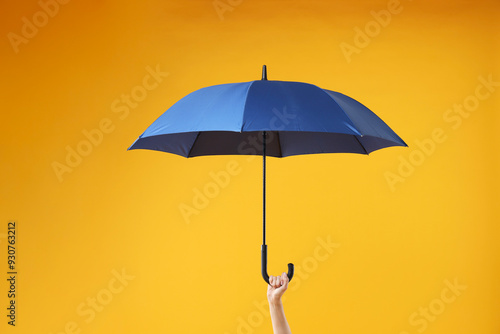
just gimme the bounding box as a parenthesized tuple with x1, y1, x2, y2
(267, 272, 289, 305)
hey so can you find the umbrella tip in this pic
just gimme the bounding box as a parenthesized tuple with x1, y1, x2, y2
(262, 65, 267, 80)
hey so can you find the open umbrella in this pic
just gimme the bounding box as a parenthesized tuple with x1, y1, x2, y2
(128, 65, 407, 284)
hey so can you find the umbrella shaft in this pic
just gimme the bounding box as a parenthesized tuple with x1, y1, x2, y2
(263, 131, 266, 246)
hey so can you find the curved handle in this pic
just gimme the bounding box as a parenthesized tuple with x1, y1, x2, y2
(261, 245, 294, 284)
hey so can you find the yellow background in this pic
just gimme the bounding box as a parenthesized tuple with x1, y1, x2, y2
(1, 0, 499, 333)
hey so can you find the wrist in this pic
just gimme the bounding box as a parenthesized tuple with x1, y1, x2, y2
(268, 298, 283, 307)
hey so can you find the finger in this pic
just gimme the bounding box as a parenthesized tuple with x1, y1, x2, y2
(282, 272, 289, 289)
(271, 276, 277, 288)
(269, 275, 275, 287)
(282, 272, 289, 283)
(273, 273, 288, 293)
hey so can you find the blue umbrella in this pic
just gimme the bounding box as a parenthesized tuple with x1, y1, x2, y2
(129, 66, 407, 284)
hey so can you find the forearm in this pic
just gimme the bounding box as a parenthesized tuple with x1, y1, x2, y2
(269, 301, 292, 334)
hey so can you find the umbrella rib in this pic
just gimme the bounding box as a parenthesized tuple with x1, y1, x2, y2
(276, 131, 283, 157)
(314, 86, 362, 136)
(186, 132, 201, 157)
(239, 81, 257, 132)
(353, 135, 369, 155)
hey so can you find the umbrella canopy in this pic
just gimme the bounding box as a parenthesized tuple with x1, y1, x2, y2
(128, 66, 407, 284)
(129, 74, 406, 157)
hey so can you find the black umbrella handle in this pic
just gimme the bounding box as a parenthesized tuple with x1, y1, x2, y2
(261, 245, 294, 284)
